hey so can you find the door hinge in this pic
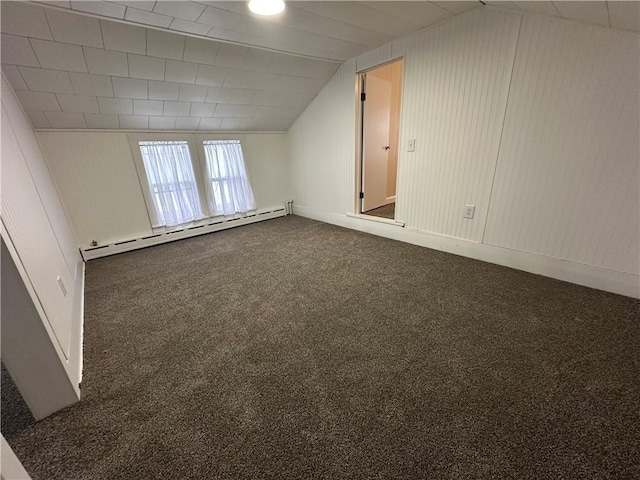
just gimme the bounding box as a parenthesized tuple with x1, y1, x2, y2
(360, 92, 366, 102)
(359, 192, 364, 199)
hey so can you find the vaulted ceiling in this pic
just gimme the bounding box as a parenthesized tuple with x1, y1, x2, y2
(1, 1, 637, 132)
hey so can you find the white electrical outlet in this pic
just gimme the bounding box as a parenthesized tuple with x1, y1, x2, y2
(464, 204, 475, 219)
(407, 139, 416, 152)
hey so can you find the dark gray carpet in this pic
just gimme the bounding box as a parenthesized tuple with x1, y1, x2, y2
(5, 216, 640, 480)
(1, 363, 35, 437)
(364, 202, 395, 219)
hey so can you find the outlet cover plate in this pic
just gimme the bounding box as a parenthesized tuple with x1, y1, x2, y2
(464, 204, 475, 219)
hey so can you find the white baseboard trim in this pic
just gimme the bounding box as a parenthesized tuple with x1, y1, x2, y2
(82, 207, 287, 260)
(294, 205, 640, 299)
(386, 196, 396, 204)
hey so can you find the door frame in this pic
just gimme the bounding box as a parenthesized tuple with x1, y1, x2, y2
(354, 58, 404, 217)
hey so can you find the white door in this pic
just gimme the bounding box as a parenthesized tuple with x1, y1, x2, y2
(362, 74, 391, 212)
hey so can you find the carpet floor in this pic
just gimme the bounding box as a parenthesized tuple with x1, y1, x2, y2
(364, 203, 395, 219)
(4, 216, 639, 480)
(1, 363, 35, 437)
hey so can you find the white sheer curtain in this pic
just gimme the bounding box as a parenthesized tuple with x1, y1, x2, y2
(203, 140, 256, 216)
(139, 141, 204, 227)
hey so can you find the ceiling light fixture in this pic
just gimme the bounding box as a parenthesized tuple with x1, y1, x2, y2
(248, 0, 285, 16)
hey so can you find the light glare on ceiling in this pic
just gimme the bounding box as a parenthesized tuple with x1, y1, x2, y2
(248, 0, 285, 16)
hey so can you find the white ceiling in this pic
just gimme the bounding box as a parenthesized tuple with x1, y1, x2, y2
(1, 1, 638, 132)
(487, 0, 639, 31)
(29, 1, 483, 61)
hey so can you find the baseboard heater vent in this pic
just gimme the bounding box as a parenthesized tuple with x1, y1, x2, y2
(81, 205, 289, 261)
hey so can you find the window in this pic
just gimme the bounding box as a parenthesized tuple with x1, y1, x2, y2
(203, 140, 256, 216)
(138, 141, 204, 227)
(133, 137, 257, 229)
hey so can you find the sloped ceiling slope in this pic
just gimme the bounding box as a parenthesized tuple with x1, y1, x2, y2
(0, 1, 480, 131)
(1, 1, 637, 131)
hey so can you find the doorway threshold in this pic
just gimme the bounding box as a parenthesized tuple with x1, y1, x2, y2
(346, 213, 405, 227)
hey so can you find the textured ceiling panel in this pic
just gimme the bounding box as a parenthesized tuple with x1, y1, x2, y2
(30, 1, 484, 61)
(2, 1, 635, 131)
(1, 2, 345, 131)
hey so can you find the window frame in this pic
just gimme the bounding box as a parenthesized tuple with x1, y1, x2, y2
(129, 133, 255, 231)
(197, 136, 255, 215)
(129, 133, 210, 229)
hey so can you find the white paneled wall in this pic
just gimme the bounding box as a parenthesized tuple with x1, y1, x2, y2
(1, 77, 83, 415)
(37, 132, 154, 245)
(483, 16, 639, 275)
(1, 77, 84, 362)
(289, 60, 357, 216)
(1, 87, 80, 278)
(38, 131, 291, 246)
(233, 134, 290, 210)
(287, 8, 640, 297)
(2, 106, 72, 354)
(396, 9, 521, 241)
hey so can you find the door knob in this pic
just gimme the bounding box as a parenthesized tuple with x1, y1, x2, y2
(384, 145, 390, 150)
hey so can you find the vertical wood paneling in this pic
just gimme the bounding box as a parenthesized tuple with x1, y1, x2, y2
(288, 9, 520, 228)
(1, 78, 81, 280)
(396, 9, 521, 241)
(483, 16, 640, 274)
(288, 60, 357, 215)
(2, 105, 73, 356)
(287, 8, 639, 287)
(38, 132, 154, 246)
(1, 77, 84, 365)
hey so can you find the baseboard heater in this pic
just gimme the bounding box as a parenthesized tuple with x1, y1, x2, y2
(81, 205, 290, 261)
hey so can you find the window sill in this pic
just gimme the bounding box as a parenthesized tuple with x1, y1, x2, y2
(152, 212, 258, 234)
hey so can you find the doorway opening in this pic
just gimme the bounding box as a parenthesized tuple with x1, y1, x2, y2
(357, 59, 403, 220)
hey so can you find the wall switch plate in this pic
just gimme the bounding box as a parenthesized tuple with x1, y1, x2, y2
(407, 139, 416, 152)
(57, 276, 67, 296)
(464, 204, 475, 219)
